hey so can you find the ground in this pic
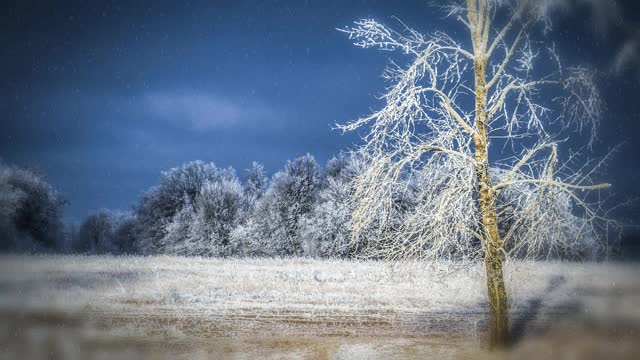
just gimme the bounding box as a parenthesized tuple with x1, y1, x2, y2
(0, 255, 639, 359)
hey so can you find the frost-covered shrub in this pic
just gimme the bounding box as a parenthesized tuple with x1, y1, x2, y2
(0, 162, 65, 251)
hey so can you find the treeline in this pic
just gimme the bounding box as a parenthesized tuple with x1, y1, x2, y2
(0, 154, 605, 259)
(126, 154, 363, 258)
(0, 154, 373, 258)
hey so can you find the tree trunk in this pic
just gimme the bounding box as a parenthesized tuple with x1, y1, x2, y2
(472, 49, 511, 348)
(484, 236, 510, 348)
(474, 117, 511, 349)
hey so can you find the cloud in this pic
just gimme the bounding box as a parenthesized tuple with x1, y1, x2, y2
(613, 37, 640, 75)
(534, 0, 622, 31)
(532, 0, 639, 78)
(143, 91, 275, 131)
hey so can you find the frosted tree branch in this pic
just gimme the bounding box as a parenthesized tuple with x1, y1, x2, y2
(339, 0, 619, 262)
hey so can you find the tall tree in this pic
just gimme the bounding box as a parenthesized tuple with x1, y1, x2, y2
(339, 0, 616, 348)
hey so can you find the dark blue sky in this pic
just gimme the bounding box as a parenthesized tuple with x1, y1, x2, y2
(1, 0, 640, 224)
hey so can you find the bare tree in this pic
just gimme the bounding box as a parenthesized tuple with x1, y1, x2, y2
(339, 0, 617, 348)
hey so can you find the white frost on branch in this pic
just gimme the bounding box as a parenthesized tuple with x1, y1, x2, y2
(339, 1, 618, 261)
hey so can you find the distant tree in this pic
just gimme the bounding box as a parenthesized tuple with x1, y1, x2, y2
(282, 154, 323, 217)
(339, 0, 617, 347)
(62, 222, 79, 253)
(0, 162, 65, 251)
(112, 215, 139, 254)
(300, 154, 369, 258)
(73, 210, 136, 254)
(244, 161, 268, 202)
(196, 179, 246, 255)
(157, 198, 198, 255)
(75, 211, 117, 254)
(0, 181, 23, 251)
(134, 161, 235, 253)
(324, 152, 351, 183)
(232, 154, 321, 256)
(229, 219, 258, 256)
(160, 177, 245, 256)
(300, 177, 354, 258)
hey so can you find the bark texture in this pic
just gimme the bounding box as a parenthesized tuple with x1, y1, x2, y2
(469, 0, 510, 347)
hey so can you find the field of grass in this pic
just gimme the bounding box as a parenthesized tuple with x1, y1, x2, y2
(0, 255, 639, 359)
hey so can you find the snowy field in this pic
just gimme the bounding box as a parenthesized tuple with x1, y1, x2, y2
(0, 255, 639, 359)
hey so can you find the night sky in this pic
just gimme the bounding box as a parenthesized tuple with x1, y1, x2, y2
(1, 0, 640, 227)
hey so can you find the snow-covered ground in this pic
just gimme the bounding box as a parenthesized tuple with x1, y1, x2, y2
(0, 255, 639, 359)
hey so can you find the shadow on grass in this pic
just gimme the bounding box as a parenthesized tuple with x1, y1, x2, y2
(510, 274, 576, 344)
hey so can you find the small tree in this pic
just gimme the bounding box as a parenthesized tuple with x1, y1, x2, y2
(339, 0, 616, 348)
